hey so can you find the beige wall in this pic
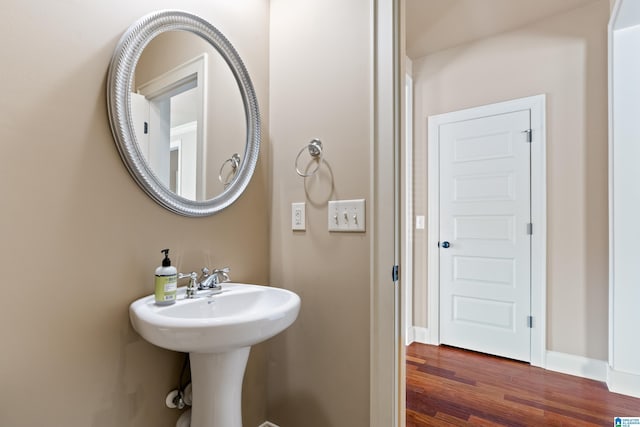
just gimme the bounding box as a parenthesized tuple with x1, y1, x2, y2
(268, 0, 372, 425)
(412, 1, 610, 360)
(0, 1, 269, 426)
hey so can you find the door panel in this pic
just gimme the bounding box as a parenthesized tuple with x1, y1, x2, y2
(454, 215, 514, 241)
(452, 296, 515, 329)
(453, 255, 515, 286)
(439, 109, 531, 362)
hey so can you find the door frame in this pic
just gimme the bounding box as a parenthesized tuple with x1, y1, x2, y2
(371, 0, 402, 425)
(426, 95, 547, 367)
(403, 61, 414, 346)
(137, 53, 208, 201)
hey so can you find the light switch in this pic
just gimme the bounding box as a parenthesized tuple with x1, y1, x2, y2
(328, 199, 365, 232)
(292, 202, 306, 231)
(416, 215, 425, 230)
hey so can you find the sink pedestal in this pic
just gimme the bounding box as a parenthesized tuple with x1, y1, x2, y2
(189, 347, 250, 427)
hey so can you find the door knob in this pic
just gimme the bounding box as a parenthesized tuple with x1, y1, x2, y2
(440, 241, 450, 248)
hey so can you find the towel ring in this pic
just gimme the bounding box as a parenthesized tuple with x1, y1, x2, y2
(295, 138, 323, 177)
(218, 153, 241, 187)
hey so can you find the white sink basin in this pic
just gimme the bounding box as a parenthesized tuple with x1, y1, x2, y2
(130, 283, 300, 353)
(129, 283, 300, 427)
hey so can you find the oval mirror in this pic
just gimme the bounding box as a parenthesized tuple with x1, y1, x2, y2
(107, 10, 260, 217)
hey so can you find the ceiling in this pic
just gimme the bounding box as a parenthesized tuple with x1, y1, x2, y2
(406, 0, 605, 59)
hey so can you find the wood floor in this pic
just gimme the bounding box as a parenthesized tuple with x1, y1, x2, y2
(406, 343, 640, 426)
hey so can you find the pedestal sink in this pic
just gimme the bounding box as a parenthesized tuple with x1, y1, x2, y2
(129, 283, 300, 427)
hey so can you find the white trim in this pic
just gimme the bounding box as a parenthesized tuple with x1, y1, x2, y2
(608, 366, 640, 399)
(545, 351, 608, 382)
(427, 113, 440, 347)
(412, 327, 430, 345)
(427, 95, 547, 367)
(403, 63, 414, 346)
(170, 121, 198, 137)
(608, 0, 640, 389)
(170, 121, 199, 200)
(137, 53, 208, 99)
(406, 326, 415, 344)
(258, 422, 281, 427)
(529, 95, 547, 368)
(370, 0, 401, 426)
(608, 0, 617, 377)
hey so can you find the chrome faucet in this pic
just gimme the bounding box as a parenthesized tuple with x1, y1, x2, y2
(179, 267, 231, 299)
(198, 267, 230, 291)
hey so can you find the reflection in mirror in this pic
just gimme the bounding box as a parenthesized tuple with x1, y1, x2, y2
(218, 153, 241, 188)
(107, 10, 260, 217)
(132, 30, 246, 201)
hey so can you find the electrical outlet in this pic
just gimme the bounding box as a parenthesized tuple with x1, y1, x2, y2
(328, 199, 365, 232)
(292, 202, 306, 231)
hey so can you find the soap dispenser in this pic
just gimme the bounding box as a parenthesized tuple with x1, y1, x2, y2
(155, 249, 177, 305)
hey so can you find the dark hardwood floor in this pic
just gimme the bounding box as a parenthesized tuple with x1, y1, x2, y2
(406, 343, 640, 426)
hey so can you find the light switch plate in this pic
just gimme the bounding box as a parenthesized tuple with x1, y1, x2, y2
(416, 215, 425, 230)
(328, 199, 365, 232)
(292, 202, 306, 231)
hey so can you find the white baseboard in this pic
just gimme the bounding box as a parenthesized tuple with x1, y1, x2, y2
(412, 327, 430, 344)
(406, 326, 415, 345)
(608, 366, 640, 398)
(545, 350, 608, 382)
(258, 422, 280, 427)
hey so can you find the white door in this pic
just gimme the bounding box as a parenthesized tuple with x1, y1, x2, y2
(131, 92, 150, 161)
(170, 121, 198, 200)
(439, 109, 531, 362)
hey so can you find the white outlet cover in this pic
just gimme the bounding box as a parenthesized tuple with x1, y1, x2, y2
(291, 202, 306, 231)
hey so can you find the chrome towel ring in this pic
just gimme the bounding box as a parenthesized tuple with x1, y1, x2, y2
(218, 153, 241, 187)
(295, 138, 323, 177)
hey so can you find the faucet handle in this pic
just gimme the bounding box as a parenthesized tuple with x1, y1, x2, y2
(213, 267, 231, 283)
(178, 272, 198, 298)
(178, 272, 198, 288)
(178, 272, 197, 280)
(200, 267, 229, 274)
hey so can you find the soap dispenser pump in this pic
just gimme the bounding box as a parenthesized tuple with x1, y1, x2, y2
(155, 249, 177, 305)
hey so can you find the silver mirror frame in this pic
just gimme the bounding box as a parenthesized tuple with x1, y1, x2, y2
(107, 10, 260, 217)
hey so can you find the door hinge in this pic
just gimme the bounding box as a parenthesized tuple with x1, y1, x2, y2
(527, 223, 533, 235)
(527, 315, 534, 328)
(392, 265, 399, 282)
(523, 129, 532, 143)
